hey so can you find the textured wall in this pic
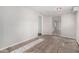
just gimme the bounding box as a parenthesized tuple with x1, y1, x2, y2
(52, 16, 61, 35)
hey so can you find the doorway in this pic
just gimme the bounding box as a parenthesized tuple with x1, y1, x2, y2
(52, 16, 61, 36)
(38, 16, 42, 36)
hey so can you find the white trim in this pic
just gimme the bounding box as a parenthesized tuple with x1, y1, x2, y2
(0, 36, 37, 51)
(59, 35, 76, 39)
(11, 38, 44, 53)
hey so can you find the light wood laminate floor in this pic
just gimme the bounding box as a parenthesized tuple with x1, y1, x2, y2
(24, 35, 79, 53)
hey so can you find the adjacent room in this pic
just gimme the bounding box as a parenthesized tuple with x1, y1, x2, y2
(0, 6, 79, 53)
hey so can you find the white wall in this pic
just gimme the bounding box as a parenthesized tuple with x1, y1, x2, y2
(42, 13, 76, 39)
(0, 7, 40, 48)
(0, 7, 3, 48)
(42, 16, 54, 35)
(76, 11, 79, 44)
(61, 13, 76, 39)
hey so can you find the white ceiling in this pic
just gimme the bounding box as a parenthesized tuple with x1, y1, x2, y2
(28, 6, 73, 16)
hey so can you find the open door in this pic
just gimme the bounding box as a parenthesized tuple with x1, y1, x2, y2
(38, 16, 42, 36)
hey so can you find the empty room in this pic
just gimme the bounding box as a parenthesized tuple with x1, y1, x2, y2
(0, 6, 79, 53)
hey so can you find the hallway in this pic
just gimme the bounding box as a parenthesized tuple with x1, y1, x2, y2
(1, 1, 79, 59)
(0, 6, 79, 53)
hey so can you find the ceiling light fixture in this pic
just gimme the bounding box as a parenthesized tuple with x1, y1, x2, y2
(57, 7, 62, 12)
(57, 7, 62, 15)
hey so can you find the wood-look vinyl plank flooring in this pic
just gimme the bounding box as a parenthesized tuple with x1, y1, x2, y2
(24, 35, 79, 53)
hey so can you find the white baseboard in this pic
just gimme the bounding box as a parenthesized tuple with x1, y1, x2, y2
(0, 35, 38, 51)
(11, 38, 44, 53)
(59, 35, 76, 40)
